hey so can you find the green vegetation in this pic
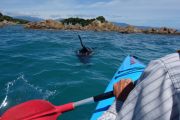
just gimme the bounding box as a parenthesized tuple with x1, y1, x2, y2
(96, 16, 106, 23)
(61, 17, 95, 26)
(61, 16, 106, 26)
(0, 12, 29, 24)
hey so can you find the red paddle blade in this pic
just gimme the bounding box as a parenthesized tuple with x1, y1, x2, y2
(1, 100, 58, 120)
(1, 100, 74, 120)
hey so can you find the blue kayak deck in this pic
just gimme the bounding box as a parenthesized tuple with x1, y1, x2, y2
(90, 55, 146, 120)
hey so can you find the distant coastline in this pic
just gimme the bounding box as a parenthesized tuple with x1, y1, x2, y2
(1, 12, 180, 35)
(25, 17, 180, 35)
(0, 12, 29, 27)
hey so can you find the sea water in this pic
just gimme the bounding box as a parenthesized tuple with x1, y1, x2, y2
(0, 25, 180, 120)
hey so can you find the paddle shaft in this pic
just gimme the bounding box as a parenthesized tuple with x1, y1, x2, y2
(78, 35, 85, 48)
(56, 91, 114, 113)
(74, 91, 114, 108)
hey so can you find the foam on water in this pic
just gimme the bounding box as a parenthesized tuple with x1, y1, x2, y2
(0, 73, 56, 114)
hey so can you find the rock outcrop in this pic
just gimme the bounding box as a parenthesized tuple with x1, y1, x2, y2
(143, 27, 177, 34)
(25, 20, 64, 29)
(0, 20, 17, 27)
(119, 26, 142, 34)
(0, 22, 3, 27)
(83, 20, 120, 31)
(25, 18, 180, 35)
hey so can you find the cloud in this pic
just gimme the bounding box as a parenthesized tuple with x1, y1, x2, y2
(0, 0, 180, 28)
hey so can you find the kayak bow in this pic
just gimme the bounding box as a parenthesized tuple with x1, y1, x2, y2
(90, 55, 145, 120)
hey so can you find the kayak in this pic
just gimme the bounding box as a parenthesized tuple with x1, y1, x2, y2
(90, 55, 146, 120)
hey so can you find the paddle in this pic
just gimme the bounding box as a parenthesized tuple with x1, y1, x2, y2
(78, 34, 85, 48)
(0, 91, 114, 120)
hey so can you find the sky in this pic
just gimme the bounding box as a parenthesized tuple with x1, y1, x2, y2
(0, 0, 180, 28)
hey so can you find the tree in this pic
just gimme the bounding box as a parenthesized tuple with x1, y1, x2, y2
(0, 12, 3, 17)
(61, 17, 96, 26)
(96, 16, 106, 23)
(0, 12, 3, 21)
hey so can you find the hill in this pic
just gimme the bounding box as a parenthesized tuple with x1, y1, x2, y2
(0, 12, 29, 26)
(113, 22, 129, 27)
(13, 16, 44, 22)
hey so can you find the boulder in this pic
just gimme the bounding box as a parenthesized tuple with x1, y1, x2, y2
(143, 28, 157, 34)
(0, 22, 4, 27)
(25, 20, 64, 29)
(86, 21, 122, 32)
(44, 20, 64, 29)
(143, 27, 178, 34)
(0, 20, 17, 27)
(120, 25, 142, 34)
(159, 27, 177, 34)
(91, 20, 102, 27)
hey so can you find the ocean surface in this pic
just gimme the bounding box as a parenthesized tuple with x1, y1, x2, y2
(0, 25, 180, 120)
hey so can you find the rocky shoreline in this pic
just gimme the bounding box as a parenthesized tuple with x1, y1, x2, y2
(0, 12, 29, 27)
(0, 20, 18, 27)
(25, 19, 180, 35)
(1, 12, 179, 35)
